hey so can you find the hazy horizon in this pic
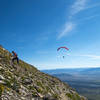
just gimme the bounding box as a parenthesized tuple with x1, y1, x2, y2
(40, 66, 100, 70)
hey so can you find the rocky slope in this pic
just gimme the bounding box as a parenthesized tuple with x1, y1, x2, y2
(0, 46, 87, 100)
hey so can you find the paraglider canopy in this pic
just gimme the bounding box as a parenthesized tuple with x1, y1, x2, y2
(57, 46, 69, 59)
(57, 46, 69, 51)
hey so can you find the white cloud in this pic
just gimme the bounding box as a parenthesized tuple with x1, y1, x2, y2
(57, 22, 75, 39)
(57, 0, 100, 39)
(68, 54, 100, 60)
(80, 54, 100, 60)
(85, 3, 100, 9)
(71, 0, 87, 16)
(77, 15, 100, 22)
(57, 0, 87, 39)
(70, 1, 100, 16)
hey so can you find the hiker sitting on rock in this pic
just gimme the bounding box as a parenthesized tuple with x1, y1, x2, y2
(11, 51, 19, 64)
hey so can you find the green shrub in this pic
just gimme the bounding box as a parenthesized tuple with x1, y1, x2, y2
(66, 93, 72, 98)
(0, 84, 4, 96)
(53, 93, 58, 99)
(4, 80, 12, 88)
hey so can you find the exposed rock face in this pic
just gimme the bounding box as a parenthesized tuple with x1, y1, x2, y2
(0, 46, 87, 100)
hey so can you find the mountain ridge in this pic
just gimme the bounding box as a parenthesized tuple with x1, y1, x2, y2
(42, 67, 100, 75)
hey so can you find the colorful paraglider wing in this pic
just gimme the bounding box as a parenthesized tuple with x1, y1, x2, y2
(57, 47, 61, 51)
(57, 47, 69, 51)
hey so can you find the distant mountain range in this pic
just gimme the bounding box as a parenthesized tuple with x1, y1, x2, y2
(42, 68, 100, 100)
(42, 67, 100, 77)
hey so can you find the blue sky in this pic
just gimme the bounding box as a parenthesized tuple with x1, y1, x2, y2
(0, 0, 100, 69)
